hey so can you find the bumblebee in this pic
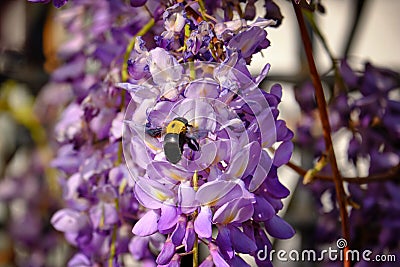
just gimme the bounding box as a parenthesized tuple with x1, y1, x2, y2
(146, 117, 200, 164)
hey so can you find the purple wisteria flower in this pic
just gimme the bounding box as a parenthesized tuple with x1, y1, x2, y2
(38, 0, 168, 265)
(26, 0, 293, 265)
(22, 0, 400, 266)
(121, 45, 294, 266)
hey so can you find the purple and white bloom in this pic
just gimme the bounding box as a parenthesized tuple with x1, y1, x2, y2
(185, 21, 214, 60)
(162, 4, 187, 40)
(122, 46, 294, 265)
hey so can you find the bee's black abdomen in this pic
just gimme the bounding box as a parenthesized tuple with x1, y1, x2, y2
(163, 133, 183, 164)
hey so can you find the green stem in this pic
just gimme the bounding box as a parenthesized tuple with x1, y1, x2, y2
(121, 18, 155, 82)
(303, 11, 336, 65)
(192, 170, 199, 193)
(303, 10, 346, 93)
(116, 140, 123, 165)
(108, 199, 119, 267)
(192, 171, 199, 267)
(287, 161, 400, 184)
(193, 233, 199, 267)
(108, 226, 117, 267)
(197, 0, 208, 21)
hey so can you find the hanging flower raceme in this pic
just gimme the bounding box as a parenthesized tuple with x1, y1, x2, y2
(38, 0, 167, 265)
(120, 45, 294, 266)
(27, 0, 292, 265)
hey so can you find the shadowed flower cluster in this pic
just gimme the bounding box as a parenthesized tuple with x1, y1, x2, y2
(294, 60, 400, 266)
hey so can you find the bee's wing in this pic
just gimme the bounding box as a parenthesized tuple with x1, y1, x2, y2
(124, 120, 146, 137)
(190, 129, 209, 139)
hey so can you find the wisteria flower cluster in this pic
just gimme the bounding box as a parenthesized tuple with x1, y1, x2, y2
(121, 54, 294, 266)
(21, 0, 400, 266)
(23, 0, 297, 266)
(39, 0, 165, 265)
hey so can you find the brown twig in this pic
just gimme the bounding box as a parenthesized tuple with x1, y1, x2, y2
(292, 2, 350, 266)
(286, 161, 400, 184)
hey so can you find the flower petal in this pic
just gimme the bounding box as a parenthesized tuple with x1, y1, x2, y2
(209, 242, 230, 267)
(264, 215, 295, 239)
(229, 225, 257, 253)
(216, 226, 234, 259)
(196, 180, 241, 206)
(273, 141, 293, 167)
(158, 204, 178, 233)
(51, 209, 88, 233)
(156, 238, 176, 265)
(89, 203, 118, 229)
(213, 198, 254, 224)
(184, 80, 219, 98)
(147, 161, 191, 183)
(265, 176, 290, 199)
(178, 182, 197, 214)
(253, 195, 275, 222)
(171, 216, 187, 246)
(183, 220, 196, 252)
(170, 98, 216, 131)
(249, 150, 272, 192)
(128, 236, 149, 260)
(194, 206, 212, 238)
(199, 255, 214, 267)
(132, 210, 159, 236)
(68, 253, 91, 267)
(134, 178, 175, 209)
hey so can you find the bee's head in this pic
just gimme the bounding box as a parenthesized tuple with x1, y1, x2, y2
(173, 117, 190, 126)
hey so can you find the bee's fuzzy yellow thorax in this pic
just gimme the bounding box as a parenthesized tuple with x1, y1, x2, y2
(166, 120, 187, 135)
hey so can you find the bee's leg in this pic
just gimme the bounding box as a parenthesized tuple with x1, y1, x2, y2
(186, 136, 200, 151)
(145, 127, 162, 138)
